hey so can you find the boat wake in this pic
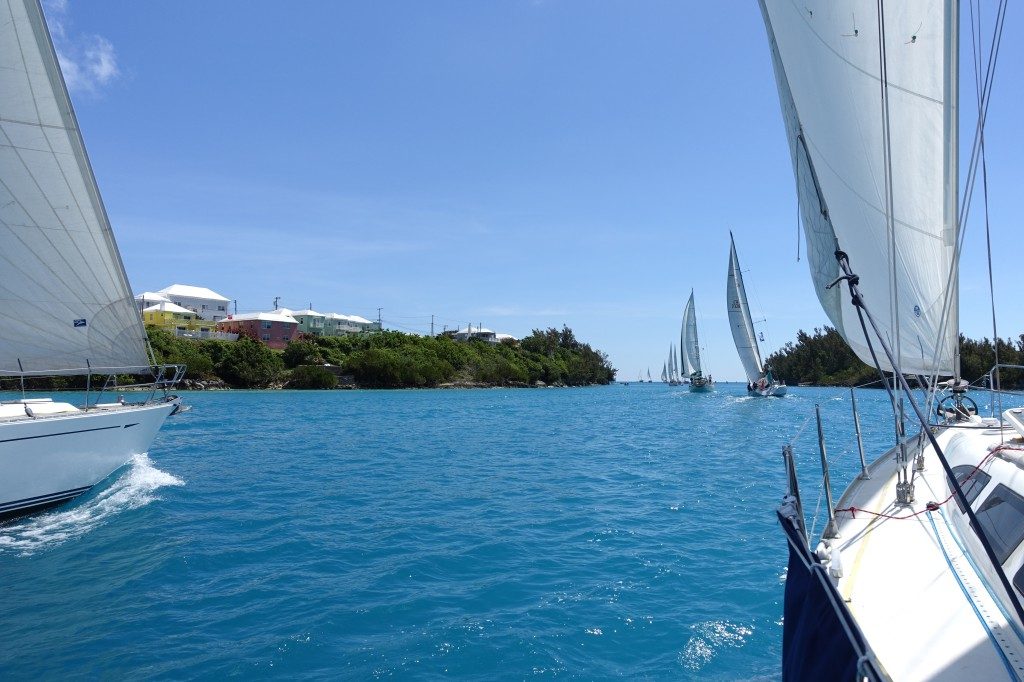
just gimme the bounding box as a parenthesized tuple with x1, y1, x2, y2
(0, 454, 183, 556)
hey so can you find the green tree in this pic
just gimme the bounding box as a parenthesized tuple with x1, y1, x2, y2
(288, 365, 338, 389)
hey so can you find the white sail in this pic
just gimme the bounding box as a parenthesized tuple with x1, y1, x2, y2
(678, 314, 691, 377)
(683, 292, 702, 375)
(759, 1, 959, 377)
(669, 344, 677, 381)
(0, 0, 151, 375)
(661, 363, 667, 382)
(727, 235, 764, 384)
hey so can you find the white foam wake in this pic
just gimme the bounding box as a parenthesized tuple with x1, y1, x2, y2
(0, 454, 183, 556)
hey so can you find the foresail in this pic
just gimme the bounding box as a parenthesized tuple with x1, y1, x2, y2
(759, 1, 959, 376)
(0, 0, 151, 375)
(727, 239, 763, 383)
(683, 293, 702, 375)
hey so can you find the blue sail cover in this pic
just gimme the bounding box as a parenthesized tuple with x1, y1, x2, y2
(778, 510, 887, 681)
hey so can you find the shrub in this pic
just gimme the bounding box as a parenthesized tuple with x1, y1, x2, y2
(288, 365, 338, 389)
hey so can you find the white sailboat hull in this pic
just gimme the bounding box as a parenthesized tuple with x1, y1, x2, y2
(0, 398, 179, 521)
(688, 376, 713, 393)
(748, 383, 787, 398)
(799, 420, 1024, 679)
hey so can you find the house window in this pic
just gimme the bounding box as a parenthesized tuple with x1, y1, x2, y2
(202, 304, 209, 310)
(975, 483, 1024, 563)
(217, 305, 225, 311)
(261, 334, 270, 341)
(261, 321, 272, 330)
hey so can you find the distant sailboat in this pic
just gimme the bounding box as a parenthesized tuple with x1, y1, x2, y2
(667, 345, 679, 386)
(660, 362, 668, 383)
(647, 368, 652, 383)
(682, 291, 712, 392)
(727, 233, 786, 397)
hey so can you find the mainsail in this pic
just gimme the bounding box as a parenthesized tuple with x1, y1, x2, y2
(727, 235, 764, 384)
(758, 1, 959, 377)
(679, 313, 691, 377)
(0, 0, 151, 375)
(682, 292, 702, 375)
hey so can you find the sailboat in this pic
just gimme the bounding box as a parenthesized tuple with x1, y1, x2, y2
(727, 233, 786, 397)
(667, 345, 679, 386)
(660, 362, 668, 383)
(647, 368, 652, 384)
(681, 292, 712, 392)
(0, 0, 182, 521)
(760, 1, 1024, 679)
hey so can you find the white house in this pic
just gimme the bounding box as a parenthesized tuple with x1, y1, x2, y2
(134, 291, 171, 313)
(453, 326, 516, 344)
(157, 284, 231, 321)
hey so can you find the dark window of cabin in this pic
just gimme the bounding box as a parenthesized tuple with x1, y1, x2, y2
(1015, 564, 1024, 597)
(952, 465, 992, 513)
(975, 484, 1024, 564)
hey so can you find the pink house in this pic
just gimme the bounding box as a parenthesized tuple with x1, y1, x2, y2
(216, 312, 299, 349)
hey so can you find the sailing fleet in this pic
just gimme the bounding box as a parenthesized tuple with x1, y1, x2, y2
(4, 1, 1021, 678)
(651, 240, 786, 396)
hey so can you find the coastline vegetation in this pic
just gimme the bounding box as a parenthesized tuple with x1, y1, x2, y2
(766, 326, 1024, 388)
(146, 326, 616, 389)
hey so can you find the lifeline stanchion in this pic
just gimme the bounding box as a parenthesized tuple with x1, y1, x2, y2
(816, 404, 839, 539)
(851, 388, 870, 480)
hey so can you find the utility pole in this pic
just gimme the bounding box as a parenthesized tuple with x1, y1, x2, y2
(431, 314, 435, 337)
(233, 299, 237, 315)
(377, 307, 382, 327)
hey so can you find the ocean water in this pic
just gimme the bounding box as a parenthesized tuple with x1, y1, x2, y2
(1, 384, 1016, 679)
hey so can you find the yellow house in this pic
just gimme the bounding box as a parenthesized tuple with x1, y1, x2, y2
(143, 301, 217, 334)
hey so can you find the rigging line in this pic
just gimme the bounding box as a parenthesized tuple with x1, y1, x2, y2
(833, 250, 1024, 629)
(787, 412, 815, 448)
(924, 0, 1007, 408)
(971, 0, 1004, 432)
(875, 0, 906, 462)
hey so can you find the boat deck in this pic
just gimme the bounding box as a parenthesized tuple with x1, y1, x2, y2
(832, 424, 1024, 680)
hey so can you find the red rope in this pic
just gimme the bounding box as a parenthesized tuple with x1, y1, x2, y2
(835, 444, 1022, 521)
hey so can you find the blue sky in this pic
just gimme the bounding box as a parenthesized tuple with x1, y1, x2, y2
(48, 1, 1023, 381)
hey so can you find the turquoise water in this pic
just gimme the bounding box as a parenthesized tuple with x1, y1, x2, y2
(1, 384, 1015, 678)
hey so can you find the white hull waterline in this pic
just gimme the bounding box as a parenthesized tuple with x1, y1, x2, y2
(0, 398, 179, 521)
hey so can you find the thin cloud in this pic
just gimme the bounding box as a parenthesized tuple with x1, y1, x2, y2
(43, 0, 121, 94)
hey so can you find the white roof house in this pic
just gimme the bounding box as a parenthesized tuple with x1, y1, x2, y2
(135, 291, 171, 312)
(157, 284, 231, 321)
(143, 302, 198, 316)
(453, 326, 516, 344)
(158, 284, 230, 301)
(220, 311, 298, 324)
